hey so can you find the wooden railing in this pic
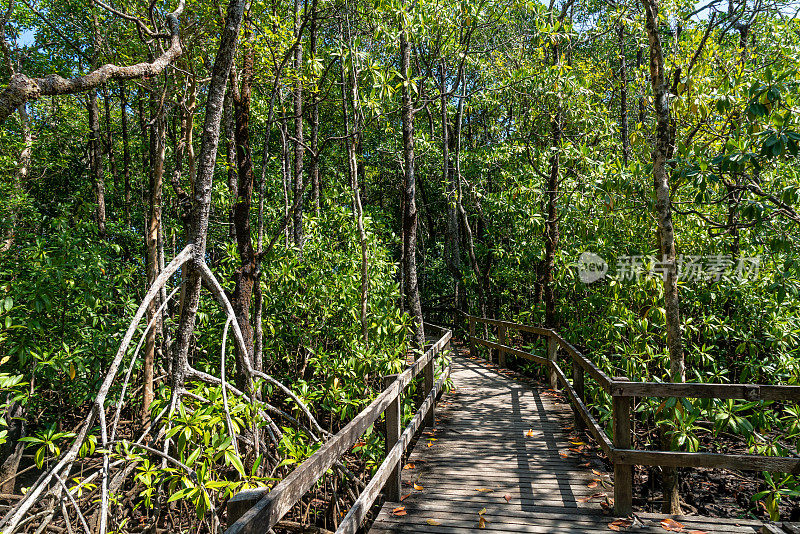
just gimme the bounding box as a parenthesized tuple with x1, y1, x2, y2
(466, 313, 800, 516)
(224, 326, 453, 534)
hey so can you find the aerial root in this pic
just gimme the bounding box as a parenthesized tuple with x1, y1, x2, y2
(0, 244, 339, 534)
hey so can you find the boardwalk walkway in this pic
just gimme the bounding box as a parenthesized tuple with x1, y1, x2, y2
(368, 353, 763, 534)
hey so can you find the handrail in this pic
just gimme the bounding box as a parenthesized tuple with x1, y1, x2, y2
(224, 329, 453, 534)
(464, 312, 800, 516)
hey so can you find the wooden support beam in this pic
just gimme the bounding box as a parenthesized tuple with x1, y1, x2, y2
(498, 325, 507, 367)
(424, 355, 434, 427)
(547, 336, 558, 390)
(612, 382, 633, 517)
(468, 315, 476, 359)
(384, 374, 401, 502)
(572, 360, 585, 431)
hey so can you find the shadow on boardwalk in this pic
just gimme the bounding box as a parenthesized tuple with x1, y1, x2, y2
(368, 353, 763, 534)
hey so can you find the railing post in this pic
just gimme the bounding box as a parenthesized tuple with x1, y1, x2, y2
(424, 351, 435, 427)
(498, 325, 507, 367)
(612, 379, 632, 517)
(383, 375, 401, 502)
(572, 359, 585, 431)
(546, 335, 558, 390)
(468, 315, 476, 358)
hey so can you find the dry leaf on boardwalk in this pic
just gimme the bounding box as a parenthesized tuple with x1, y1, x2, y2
(608, 519, 632, 531)
(414, 483, 424, 491)
(426, 519, 440, 525)
(400, 493, 411, 501)
(588, 481, 599, 488)
(525, 429, 535, 437)
(403, 463, 415, 470)
(660, 518, 685, 531)
(577, 492, 606, 503)
(475, 488, 494, 493)
(504, 494, 512, 503)
(687, 530, 708, 534)
(559, 450, 569, 458)
(478, 515, 488, 528)
(392, 506, 407, 517)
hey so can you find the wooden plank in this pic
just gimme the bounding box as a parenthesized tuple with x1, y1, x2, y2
(471, 337, 548, 365)
(336, 371, 449, 534)
(612, 387, 632, 516)
(547, 336, 559, 389)
(573, 360, 586, 431)
(612, 381, 800, 402)
(614, 448, 800, 473)
(551, 361, 613, 457)
(468, 315, 476, 358)
(498, 325, 507, 367)
(226, 330, 451, 534)
(383, 374, 401, 502)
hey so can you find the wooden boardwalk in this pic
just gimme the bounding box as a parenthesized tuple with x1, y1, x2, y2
(369, 354, 763, 534)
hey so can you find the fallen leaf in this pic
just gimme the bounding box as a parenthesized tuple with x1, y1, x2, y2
(403, 463, 415, 470)
(478, 516, 488, 528)
(687, 531, 707, 534)
(478, 507, 487, 515)
(475, 488, 494, 493)
(400, 493, 411, 501)
(660, 518, 685, 531)
(426, 519, 440, 526)
(414, 483, 424, 491)
(392, 506, 407, 517)
(525, 429, 534, 437)
(426, 442, 433, 447)
(571, 441, 585, 446)
(559, 451, 569, 458)
(504, 494, 512, 503)
(608, 519, 632, 531)
(577, 492, 606, 503)
(588, 481, 598, 488)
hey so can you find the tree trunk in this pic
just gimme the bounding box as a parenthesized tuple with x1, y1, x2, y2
(102, 84, 118, 198)
(89, 90, 107, 237)
(341, 36, 369, 344)
(89, 12, 106, 237)
(641, 0, 684, 514)
(441, 62, 461, 308)
(309, 0, 320, 218)
(399, 19, 425, 351)
(1, 102, 30, 253)
(143, 90, 165, 424)
(230, 40, 257, 390)
(119, 82, 132, 228)
(618, 24, 630, 167)
(543, 43, 561, 328)
(280, 117, 291, 247)
(172, 0, 249, 398)
(224, 87, 238, 241)
(292, 0, 304, 248)
(455, 97, 485, 319)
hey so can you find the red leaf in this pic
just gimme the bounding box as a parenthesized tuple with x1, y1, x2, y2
(660, 518, 685, 531)
(608, 519, 632, 531)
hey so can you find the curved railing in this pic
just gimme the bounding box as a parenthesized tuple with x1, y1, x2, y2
(224, 326, 453, 534)
(466, 313, 800, 516)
